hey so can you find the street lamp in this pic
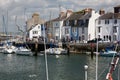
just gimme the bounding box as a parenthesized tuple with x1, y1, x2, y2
(84, 65, 88, 80)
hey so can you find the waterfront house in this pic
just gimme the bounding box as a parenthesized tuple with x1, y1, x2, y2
(46, 10, 73, 42)
(95, 5, 120, 42)
(28, 24, 45, 41)
(26, 13, 45, 40)
(63, 10, 85, 42)
(63, 8, 100, 43)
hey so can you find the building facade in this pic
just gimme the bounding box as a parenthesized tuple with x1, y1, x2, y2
(63, 8, 100, 43)
(96, 6, 120, 42)
(29, 24, 46, 41)
(46, 10, 73, 42)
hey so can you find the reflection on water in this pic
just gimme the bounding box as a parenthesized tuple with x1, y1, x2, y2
(0, 53, 119, 80)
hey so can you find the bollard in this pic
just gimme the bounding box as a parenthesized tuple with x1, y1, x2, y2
(84, 65, 88, 80)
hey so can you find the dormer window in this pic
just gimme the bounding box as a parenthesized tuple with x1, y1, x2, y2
(66, 20, 69, 26)
(38, 26, 40, 28)
(74, 20, 77, 25)
(119, 9, 120, 13)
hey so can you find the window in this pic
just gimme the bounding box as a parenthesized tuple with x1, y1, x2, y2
(82, 27, 84, 34)
(113, 26, 117, 33)
(98, 20, 101, 24)
(109, 35, 111, 41)
(114, 19, 117, 24)
(72, 28, 77, 33)
(72, 28, 77, 37)
(98, 27, 101, 33)
(82, 35, 85, 40)
(105, 19, 109, 24)
(56, 36, 59, 40)
(106, 35, 108, 41)
(119, 9, 120, 13)
(65, 28, 69, 34)
(98, 35, 100, 38)
(66, 21, 69, 26)
(113, 35, 117, 41)
(86, 19, 89, 23)
(103, 36, 105, 41)
(74, 20, 77, 25)
(70, 20, 74, 26)
(33, 31, 38, 34)
(38, 26, 40, 28)
(56, 23, 58, 26)
(78, 20, 83, 26)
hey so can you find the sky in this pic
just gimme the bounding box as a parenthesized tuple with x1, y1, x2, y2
(0, 0, 119, 34)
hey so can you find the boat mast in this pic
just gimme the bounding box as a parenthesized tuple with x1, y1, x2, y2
(43, 24, 49, 80)
(95, 19, 98, 80)
(2, 15, 7, 35)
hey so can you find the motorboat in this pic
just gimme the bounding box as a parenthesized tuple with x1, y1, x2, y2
(0, 46, 5, 53)
(99, 50, 118, 57)
(41, 47, 68, 55)
(16, 47, 33, 56)
(99, 46, 119, 57)
(3, 45, 17, 54)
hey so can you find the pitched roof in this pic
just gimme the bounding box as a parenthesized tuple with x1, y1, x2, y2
(52, 15, 66, 21)
(80, 12, 91, 19)
(99, 12, 120, 19)
(66, 11, 84, 20)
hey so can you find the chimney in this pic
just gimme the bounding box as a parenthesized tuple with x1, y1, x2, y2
(84, 8, 92, 14)
(66, 9, 73, 18)
(99, 9, 105, 15)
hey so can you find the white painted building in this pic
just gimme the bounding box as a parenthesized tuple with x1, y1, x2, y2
(95, 6, 120, 42)
(29, 24, 43, 40)
(63, 9, 100, 42)
(52, 21, 63, 41)
(51, 10, 73, 42)
(96, 13, 120, 42)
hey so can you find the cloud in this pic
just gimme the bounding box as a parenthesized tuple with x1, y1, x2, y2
(0, 0, 119, 33)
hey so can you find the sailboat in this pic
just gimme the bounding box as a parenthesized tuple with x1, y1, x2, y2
(1, 13, 18, 54)
(15, 16, 33, 56)
(3, 42, 18, 54)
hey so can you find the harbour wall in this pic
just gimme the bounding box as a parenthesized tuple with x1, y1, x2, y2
(14, 42, 120, 54)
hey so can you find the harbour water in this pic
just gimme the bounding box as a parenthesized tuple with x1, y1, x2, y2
(0, 53, 119, 80)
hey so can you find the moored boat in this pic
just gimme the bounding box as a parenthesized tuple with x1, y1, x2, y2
(15, 47, 33, 56)
(40, 47, 68, 55)
(98, 45, 119, 57)
(99, 50, 118, 57)
(3, 44, 17, 54)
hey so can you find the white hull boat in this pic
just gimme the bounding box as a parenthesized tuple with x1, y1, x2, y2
(41, 48, 68, 55)
(16, 47, 32, 56)
(3, 45, 17, 54)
